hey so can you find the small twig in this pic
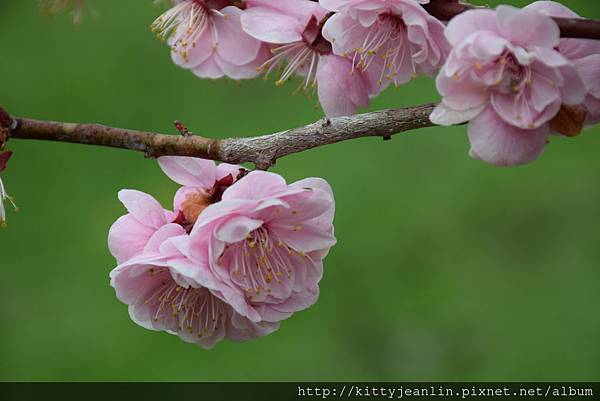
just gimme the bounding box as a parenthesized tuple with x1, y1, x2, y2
(174, 120, 191, 137)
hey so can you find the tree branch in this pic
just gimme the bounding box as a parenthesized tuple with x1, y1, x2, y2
(6, 104, 436, 169)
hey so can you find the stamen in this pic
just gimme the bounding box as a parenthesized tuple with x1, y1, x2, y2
(219, 226, 304, 301)
(257, 42, 320, 94)
(144, 270, 224, 338)
(346, 12, 413, 86)
(0, 178, 17, 228)
(151, 0, 210, 62)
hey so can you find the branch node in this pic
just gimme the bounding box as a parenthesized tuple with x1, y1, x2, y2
(321, 117, 331, 128)
(0, 106, 13, 150)
(255, 159, 274, 171)
(174, 120, 192, 137)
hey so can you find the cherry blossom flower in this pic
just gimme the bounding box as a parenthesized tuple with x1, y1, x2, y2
(110, 224, 278, 349)
(151, 0, 269, 79)
(109, 158, 337, 348)
(181, 170, 337, 324)
(430, 5, 587, 166)
(0, 151, 17, 228)
(242, 0, 377, 116)
(109, 157, 245, 264)
(525, 1, 600, 126)
(108, 184, 278, 348)
(320, 0, 449, 92)
(242, 0, 330, 86)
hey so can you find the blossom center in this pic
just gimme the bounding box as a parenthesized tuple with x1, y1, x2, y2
(346, 11, 412, 85)
(151, 0, 222, 62)
(173, 169, 247, 230)
(258, 15, 331, 91)
(218, 226, 308, 303)
(491, 53, 531, 95)
(143, 267, 225, 338)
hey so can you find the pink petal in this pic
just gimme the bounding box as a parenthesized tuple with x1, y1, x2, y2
(213, 54, 262, 80)
(222, 171, 288, 201)
(430, 102, 486, 126)
(496, 5, 559, 49)
(215, 215, 264, 243)
(192, 57, 225, 79)
(468, 106, 549, 166)
(118, 190, 168, 229)
(241, 8, 304, 44)
(226, 312, 280, 341)
(436, 72, 487, 111)
(143, 223, 186, 254)
(316, 54, 369, 117)
(445, 9, 500, 47)
(574, 55, 600, 98)
(170, 25, 213, 69)
(216, 163, 244, 180)
(213, 6, 262, 66)
(108, 215, 156, 264)
(270, 224, 337, 253)
(157, 156, 217, 188)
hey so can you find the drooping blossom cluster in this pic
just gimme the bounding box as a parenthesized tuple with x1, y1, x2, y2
(108, 157, 336, 348)
(150, 0, 600, 167)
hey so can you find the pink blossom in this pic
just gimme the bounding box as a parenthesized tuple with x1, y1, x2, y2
(152, 0, 269, 79)
(110, 223, 278, 349)
(108, 187, 278, 348)
(179, 170, 337, 324)
(0, 151, 17, 228)
(430, 5, 587, 166)
(108, 189, 177, 265)
(525, 1, 600, 126)
(109, 158, 243, 264)
(241, 0, 375, 116)
(320, 0, 449, 91)
(158, 156, 245, 227)
(109, 159, 336, 347)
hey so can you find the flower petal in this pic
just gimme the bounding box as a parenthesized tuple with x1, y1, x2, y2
(158, 156, 217, 188)
(118, 190, 168, 229)
(468, 106, 549, 166)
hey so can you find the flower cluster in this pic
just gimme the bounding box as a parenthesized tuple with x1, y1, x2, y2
(151, 0, 599, 167)
(152, 0, 449, 117)
(108, 157, 336, 348)
(431, 2, 600, 166)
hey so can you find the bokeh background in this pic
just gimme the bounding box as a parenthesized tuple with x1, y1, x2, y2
(1, 0, 599, 381)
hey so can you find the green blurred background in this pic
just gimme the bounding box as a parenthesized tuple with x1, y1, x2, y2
(1, 0, 599, 381)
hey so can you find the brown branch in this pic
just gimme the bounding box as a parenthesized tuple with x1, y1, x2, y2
(6, 104, 436, 169)
(424, 0, 600, 40)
